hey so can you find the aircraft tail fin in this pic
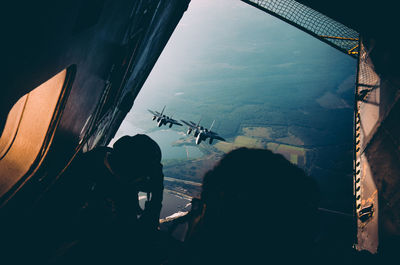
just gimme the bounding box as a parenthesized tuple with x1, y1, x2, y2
(160, 105, 166, 115)
(210, 120, 215, 131)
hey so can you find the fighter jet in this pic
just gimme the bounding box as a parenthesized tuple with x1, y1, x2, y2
(181, 119, 225, 145)
(148, 106, 182, 128)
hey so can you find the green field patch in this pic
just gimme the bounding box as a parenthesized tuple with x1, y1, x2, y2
(266, 142, 279, 152)
(276, 144, 306, 155)
(234, 136, 264, 148)
(290, 154, 298, 164)
(215, 135, 265, 153)
(214, 141, 235, 153)
(276, 133, 304, 146)
(275, 144, 306, 166)
(215, 135, 307, 167)
(242, 126, 273, 139)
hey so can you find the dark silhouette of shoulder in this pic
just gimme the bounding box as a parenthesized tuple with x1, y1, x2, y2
(179, 148, 320, 265)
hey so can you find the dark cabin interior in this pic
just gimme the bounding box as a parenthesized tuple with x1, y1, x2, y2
(0, 0, 399, 263)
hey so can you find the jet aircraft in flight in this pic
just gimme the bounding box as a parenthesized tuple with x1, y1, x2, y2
(148, 106, 182, 128)
(181, 119, 225, 144)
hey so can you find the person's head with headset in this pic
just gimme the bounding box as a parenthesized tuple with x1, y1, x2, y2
(107, 134, 164, 230)
(108, 134, 163, 192)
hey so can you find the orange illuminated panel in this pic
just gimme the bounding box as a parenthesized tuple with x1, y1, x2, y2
(0, 95, 28, 159)
(0, 70, 67, 198)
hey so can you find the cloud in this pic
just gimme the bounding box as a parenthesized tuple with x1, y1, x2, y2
(175, 92, 184, 96)
(337, 74, 356, 94)
(316, 92, 351, 109)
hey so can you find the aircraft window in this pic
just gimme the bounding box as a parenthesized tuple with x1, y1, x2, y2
(113, 0, 356, 229)
(0, 68, 72, 200)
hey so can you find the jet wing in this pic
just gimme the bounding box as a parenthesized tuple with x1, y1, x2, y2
(210, 134, 225, 141)
(148, 109, 160, 116)
(169, 118, 182, 126)
(181, 120, 196, 128)
(214, 135, 225, 141)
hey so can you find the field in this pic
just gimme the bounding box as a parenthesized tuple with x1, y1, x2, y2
(215, 125, 307, 167)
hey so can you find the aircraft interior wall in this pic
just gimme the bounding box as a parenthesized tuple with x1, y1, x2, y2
(0, 0, 190, 216)
(355, 40, 400, 254)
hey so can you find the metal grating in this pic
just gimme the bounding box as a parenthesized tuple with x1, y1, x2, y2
(353, 41, 380, 254)
(242, 0, 359, 57)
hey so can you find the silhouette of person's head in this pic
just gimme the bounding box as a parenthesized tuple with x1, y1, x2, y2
(109, 134, 162, 188)
(187, 147, 319, 264)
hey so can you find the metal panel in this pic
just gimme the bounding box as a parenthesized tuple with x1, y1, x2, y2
(354, 41, 380, 253)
